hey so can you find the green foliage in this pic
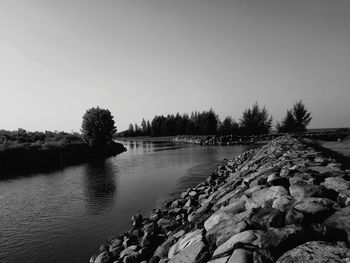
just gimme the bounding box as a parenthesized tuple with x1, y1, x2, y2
(277, 100, 312, 133)
(81, 107, 117, 146)
(239, 103, 273, 135)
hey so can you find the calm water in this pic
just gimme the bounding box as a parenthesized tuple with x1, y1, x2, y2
(0, 140, 254, 263)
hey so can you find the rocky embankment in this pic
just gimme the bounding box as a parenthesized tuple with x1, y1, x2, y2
(91, 135, 350, 263)
(172, 131, 350, 146)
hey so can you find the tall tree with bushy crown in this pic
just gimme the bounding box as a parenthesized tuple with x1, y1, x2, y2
(277, 100, 312, 133)
(240, 102, 273, 135)
(81, 107, 117, 146)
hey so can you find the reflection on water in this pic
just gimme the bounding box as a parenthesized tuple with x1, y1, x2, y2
(0, 140, 255, 263)
(83, 160, 118, 214)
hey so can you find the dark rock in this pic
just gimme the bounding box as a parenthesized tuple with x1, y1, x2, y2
(249, 206, 285, 229)
(259, 225, 306, 258)
(324, 206, 350, 243)
(253, 249, 275, 263)
(276, 241, 350, 263)
(285, 207, 305, 226)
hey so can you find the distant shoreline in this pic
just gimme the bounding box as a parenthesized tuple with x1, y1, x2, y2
(0, 141, 126, 177)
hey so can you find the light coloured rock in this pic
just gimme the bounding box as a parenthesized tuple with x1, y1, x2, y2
(227, 248, 253, 263)
(213, 230, 258, 257)
(207, 256, 230, 263)
(168, 229, 203, 258)
(219, 199, 246, 215)
(322, 177, 350, 196)
(93, 252, 111, 263)
(120, 245, 138, 258)
(276, 241, 350, 263)
(272, 196, 294, 212)
(245, 186, 288, 210)
(168, 241, 206, 263)
(289, 184, 337, 201)
(204, 212, 232, 232)
(293, 197, 338, 220)
(206, 210, 251, 246)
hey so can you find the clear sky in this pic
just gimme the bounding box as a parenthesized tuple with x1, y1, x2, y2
(0, 0, 349, 132)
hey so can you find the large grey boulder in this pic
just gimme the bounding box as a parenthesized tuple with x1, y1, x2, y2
(168, 241, 206, 263)
(324, 206, 350, 243)
(276, 241, 350, 263)
(168, 229, 204, 258)
(245, 186, 289, 211)
(227, 248, 253, 263)
(289, 184, 338, 201)
(293, 197, 339, 222)
(213, 230, 260, 257)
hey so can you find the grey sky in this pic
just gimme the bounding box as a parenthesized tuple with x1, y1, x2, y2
(0, 0, 349, 132)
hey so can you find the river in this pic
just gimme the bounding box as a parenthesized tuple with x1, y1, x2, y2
(0, 140, 255, 263)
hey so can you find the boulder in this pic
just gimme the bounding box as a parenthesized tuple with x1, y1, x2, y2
(206, 211, 251, 246)
(289, 184, 338, 201)
(249, 206, 285, 229)
(120, 245, 138, 258)
(285, 208, 304, 226)
(272, 196, 294, 212)
(218, 199, 246, 215)
(227, 248, 253, 263)
(324, 206, 350, 243)
(207, 256, 230, 263)
(93, 251, 111, 263)
(204, 212, 233, 232)
(253, 249, 275, 263)
(258, 225, 306, 258)
(245, 186, 289, 211)
(276, 241, 350, 263)
(168, 241, 206, 263)
(293, 197, 338, 222)
(168, 229, 204, 258)
(213, 230, 259, 257)
(322, 177, 350, 197)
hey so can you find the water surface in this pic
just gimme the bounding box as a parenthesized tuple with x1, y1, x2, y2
(0, 140, 254, 263)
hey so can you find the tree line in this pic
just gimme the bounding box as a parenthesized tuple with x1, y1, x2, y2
(118, 100, 312, 137)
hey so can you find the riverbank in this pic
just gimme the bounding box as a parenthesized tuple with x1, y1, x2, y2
(0, 141, 126, 176)
(90, 135, 350, 263)
(172, 131, 349, 146)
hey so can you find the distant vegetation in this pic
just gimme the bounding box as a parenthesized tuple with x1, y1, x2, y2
(0, 107, 125, 173)
(0, 129, 83, 150)
(118, 100, 318, 137)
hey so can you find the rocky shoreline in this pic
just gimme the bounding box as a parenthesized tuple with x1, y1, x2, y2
(172, 131, 349, 146)
(90, 135, 350, 263)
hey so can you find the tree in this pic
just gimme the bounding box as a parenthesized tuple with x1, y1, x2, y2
(277, 100, 312, 133)
(276, 110, 296, 133)
(218, 116, 239, 135)
(240, 103, 272, 135)
(292, 100, 312, 132)
(81, 107, 117, 146)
